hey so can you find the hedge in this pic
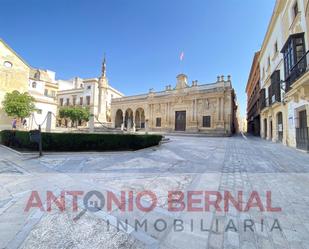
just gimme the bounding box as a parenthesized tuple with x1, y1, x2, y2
(0, 130, 162, 152)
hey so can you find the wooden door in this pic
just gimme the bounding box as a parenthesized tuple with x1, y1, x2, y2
(175, 111, 186, 131)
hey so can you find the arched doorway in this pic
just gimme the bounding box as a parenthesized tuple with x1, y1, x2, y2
(115, 109, 123, 128)
(125, 108, 133, 130)
(135, 108, 145, 129)
(264, 118, 267, 139)
(277, 112, 283, 142)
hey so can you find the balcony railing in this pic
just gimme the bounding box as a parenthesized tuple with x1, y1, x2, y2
(285, 50, 309, 92)
(260, 97, 270, 110)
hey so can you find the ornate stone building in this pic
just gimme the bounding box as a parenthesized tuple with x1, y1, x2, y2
(111, 74, 237, 135)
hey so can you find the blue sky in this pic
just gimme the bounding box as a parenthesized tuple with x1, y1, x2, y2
(1, 0, 275, 116)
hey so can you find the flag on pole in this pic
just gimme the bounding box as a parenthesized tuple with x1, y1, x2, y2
(180, 51, 184, 61)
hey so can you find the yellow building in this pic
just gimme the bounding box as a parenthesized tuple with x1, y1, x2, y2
(259, 0, 309, 151)
(0, 39, 30, 130)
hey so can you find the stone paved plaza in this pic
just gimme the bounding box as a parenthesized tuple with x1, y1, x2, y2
(0, 135, 309, 249)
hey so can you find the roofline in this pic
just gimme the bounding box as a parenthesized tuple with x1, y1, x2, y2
(245, 51, 260, 93)
(259, 0, 284, 60)
(113, 80, 232, 101)
(108, 85, 124, 96)
(0, 38, 31, 68)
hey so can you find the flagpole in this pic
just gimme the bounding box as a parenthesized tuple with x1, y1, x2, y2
(179, 51, 184, 73)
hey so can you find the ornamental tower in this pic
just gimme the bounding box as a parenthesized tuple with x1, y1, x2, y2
(97, 56, 109, 122)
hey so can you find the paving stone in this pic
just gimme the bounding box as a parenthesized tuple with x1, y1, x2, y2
(0, 136, 308, 248)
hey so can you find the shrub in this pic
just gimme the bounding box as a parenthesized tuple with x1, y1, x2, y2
(0, 130, 162, 152)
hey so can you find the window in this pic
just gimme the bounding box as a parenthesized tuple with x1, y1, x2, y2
(274, 41, 278, 53)
(3, 61, 12, 68)
(51, 91, 56, 97)
(44, 89, 48, 96)
(80, 97, 83, 105)
(80, 84, 83, 88)
(60, 98, 63, 106)
(73, 96, 76, 106)
(156, 117, 161, 127)
(270, 70, 281, 103)
(66, 98, 70, 106)
(32, 82, 37, 88)
(293, 1, 298, 19)
(281, 33, 306, 88)
(37, 109, 42, 114)
(34, 71, 40, 80)
(86, 96, 91, 105)
(87, 85, 91, 90)
(202, 116, 211, 127)
(111, 94, 114, 99)
(267, 56, 271, 68)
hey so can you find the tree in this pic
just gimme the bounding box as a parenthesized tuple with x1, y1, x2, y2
(59, 106, 90, 127)
(2, 91, 36, 121)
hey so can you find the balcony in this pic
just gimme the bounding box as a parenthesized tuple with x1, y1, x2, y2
(260, 97, 269, 110)
(285, 50, 309, 92)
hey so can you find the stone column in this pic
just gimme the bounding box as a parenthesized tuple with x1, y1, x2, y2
(217, 98, 220, 121)
(145, 120, 149, 134)
(121, 112, 125, 131)
(194, 99, 197, 121)
(222, 96, 225, 122)
(89, 115, 94, 133)
(132, 111, 136, 132)
(46, 112, 52, 132)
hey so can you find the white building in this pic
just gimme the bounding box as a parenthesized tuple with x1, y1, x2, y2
(28, 68, 58, 131)
(57, 58, 123, 127)
(259, 0, 309, 151)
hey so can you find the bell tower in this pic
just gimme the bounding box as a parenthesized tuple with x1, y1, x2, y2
(97, 55, 109, 122)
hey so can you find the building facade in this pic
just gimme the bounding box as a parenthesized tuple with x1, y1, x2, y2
(246, 51, 261, 136)
(111, 74, 237, 135)
(259, 0, 309, 151)
(0, 39, 30, 130)
(28, 68, 58, 131)
(57, 59, 123, 127)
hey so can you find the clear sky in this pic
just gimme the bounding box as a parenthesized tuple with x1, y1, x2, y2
(1, 0, 275, 116)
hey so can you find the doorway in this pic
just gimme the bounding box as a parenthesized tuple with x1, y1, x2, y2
(296, 110, 308, 151)
(277, 112, 283, 142)
(175, 111, 186, 131)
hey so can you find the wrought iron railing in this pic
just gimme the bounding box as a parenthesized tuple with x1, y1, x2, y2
(285, 50, 309, 92)
(260, 97, 270, 110)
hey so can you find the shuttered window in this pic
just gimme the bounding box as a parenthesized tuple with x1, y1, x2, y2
(203, 116, 211, 127)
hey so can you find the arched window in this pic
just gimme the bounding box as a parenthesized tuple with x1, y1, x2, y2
(34, 70, 40, 80)
(32, 82, 37, 88)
